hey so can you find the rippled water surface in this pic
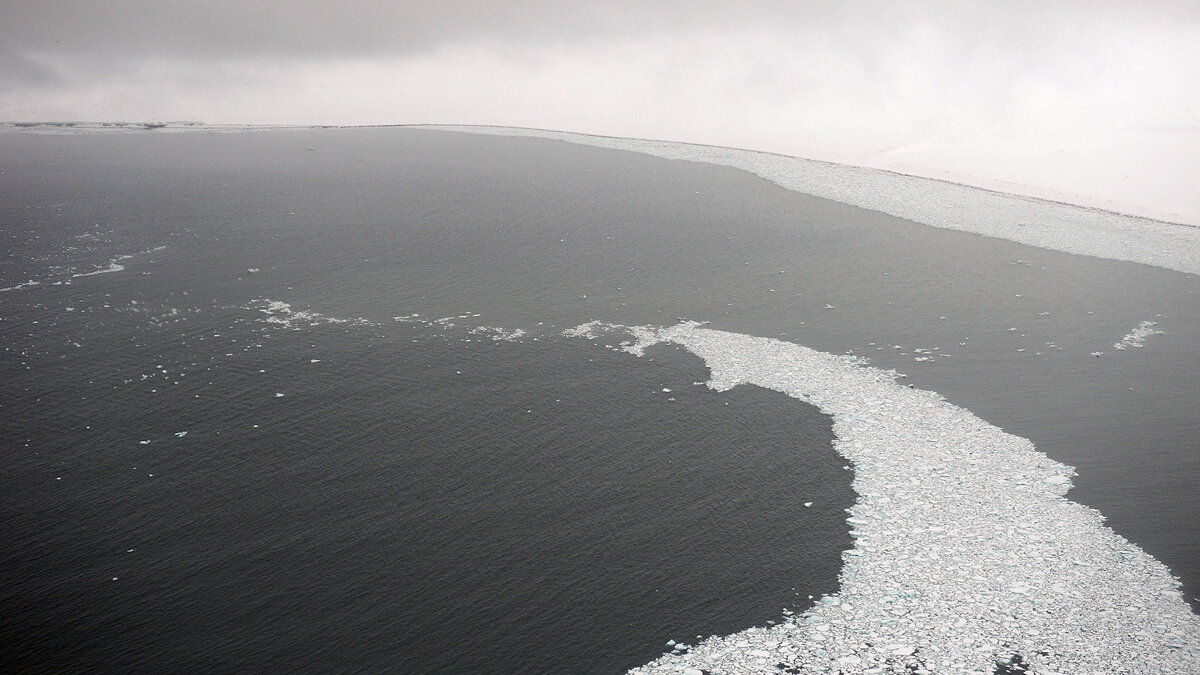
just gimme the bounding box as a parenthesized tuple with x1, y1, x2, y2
(1, 128, 1196, 671)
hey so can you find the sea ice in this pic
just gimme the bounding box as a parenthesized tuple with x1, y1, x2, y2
(428, 126, 1200, 276)
(253, 298, 374, 329)
(563, 321, 1199, 674)
(71, 262, 125, 278)
(467, 326, 527, 342)
(0, 280, 42, 292)
(1113, 320, 1164, 350)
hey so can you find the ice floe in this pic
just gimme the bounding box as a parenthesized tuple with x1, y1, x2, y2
(0, 280, 42, 292)
(565, 320, 1198, 674)
(254, 299, 374, 329)
(468, 326, 527, 342)
(1114, 320, 1164, 351)
(258, 300, 533, 348)
(71, 262, 126, 277)
(71, 246, 167, 279)
(563, 320, 663, 356)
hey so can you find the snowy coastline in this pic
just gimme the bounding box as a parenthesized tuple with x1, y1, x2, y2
(11, 121, 1198, 275)
(418, 125, 1200, 277)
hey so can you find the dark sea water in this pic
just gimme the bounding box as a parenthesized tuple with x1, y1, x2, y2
(1, 127, 1196, 672)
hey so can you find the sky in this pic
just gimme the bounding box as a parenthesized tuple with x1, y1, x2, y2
(3, 1, 1199, 223)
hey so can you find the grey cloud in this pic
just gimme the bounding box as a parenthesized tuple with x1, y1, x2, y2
(4, 0, 1196, 108)
(10, 1, 1184, 61)
(0, 49, 66, 88)
(2, 0, 1196, 139)
(0, 1, 799, 60)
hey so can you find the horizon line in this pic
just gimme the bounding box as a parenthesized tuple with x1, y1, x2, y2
(4, 119, 1194, 231)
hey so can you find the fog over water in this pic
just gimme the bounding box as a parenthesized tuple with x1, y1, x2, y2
(2, 1, 1199, 223)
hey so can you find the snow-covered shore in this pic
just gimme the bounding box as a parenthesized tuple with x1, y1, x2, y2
(418, 125, 1200, 276)
(842, 128, 1200, 229)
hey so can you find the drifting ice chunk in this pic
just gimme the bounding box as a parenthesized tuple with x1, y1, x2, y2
(1114, 320, 1163, 350)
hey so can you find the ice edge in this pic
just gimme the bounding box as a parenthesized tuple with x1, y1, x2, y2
(566, 320, 1198, 674)
(419, 125, 1200, 277)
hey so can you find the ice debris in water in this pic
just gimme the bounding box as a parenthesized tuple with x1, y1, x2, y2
(563, 320, 681, 356)
(563, 320, 1199, 674)
(253, 299, 374, 328)
(0, 280, 43, 292)
(72, 262, 126, 277)
(390, 312, 528, 343)
(468, 326, 527, 342)
(1114, 320, 1163, 350)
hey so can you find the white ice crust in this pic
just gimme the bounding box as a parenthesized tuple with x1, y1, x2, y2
(1114, 321, 1164, 351)
(71, 262, 126, 277)
(420, 126, 1200, 277)
(567, 320, 1199, 674)
(0, 280, 43, 292)
(2, 245, 168, 290)
(255, 299, 375, 329)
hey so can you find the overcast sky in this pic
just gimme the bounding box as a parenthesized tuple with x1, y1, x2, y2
(3, 1, 1198, 221)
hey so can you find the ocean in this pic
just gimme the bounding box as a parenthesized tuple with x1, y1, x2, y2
(1, 126, 1196, 672)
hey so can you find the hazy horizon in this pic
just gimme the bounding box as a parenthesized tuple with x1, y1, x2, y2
(3, 1, 1198, 223)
